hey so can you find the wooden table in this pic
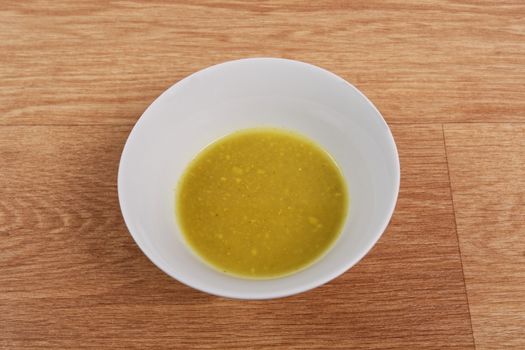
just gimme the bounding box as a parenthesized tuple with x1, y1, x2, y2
(1, 1, 524, 349)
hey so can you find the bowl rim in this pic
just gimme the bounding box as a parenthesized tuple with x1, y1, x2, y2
(117, 57, 401, 299)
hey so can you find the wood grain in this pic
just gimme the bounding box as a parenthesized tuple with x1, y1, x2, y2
(2, 1, 525, 348)
(0, 125, 474, 349)
(444, 124, 525, 350)
(1, 1, 524, 125)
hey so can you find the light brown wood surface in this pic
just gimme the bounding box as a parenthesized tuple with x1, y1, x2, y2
(2, 0, 525, 125)
(0, 1, 523, 349)
(444, 124, 525, 349)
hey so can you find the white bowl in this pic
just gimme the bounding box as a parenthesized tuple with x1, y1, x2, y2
(118, 58, 400, 299)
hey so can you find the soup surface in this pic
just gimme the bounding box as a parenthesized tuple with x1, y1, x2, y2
(176, 128, 348, 279)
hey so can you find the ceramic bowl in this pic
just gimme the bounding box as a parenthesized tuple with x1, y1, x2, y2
(118, 58, 400, 299)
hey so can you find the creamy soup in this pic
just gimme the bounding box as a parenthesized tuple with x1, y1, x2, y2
(176, 128, 348, 279)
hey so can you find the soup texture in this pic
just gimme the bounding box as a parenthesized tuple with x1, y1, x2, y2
(176, 128, 348, 279)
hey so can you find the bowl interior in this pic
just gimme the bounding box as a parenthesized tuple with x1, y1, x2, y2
(118, 58, 399, 299)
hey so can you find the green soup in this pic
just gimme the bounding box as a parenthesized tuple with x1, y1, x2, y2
(176, 128, 348, 279)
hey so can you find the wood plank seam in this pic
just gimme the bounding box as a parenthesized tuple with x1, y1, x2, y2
(441, 124, 477, 349)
